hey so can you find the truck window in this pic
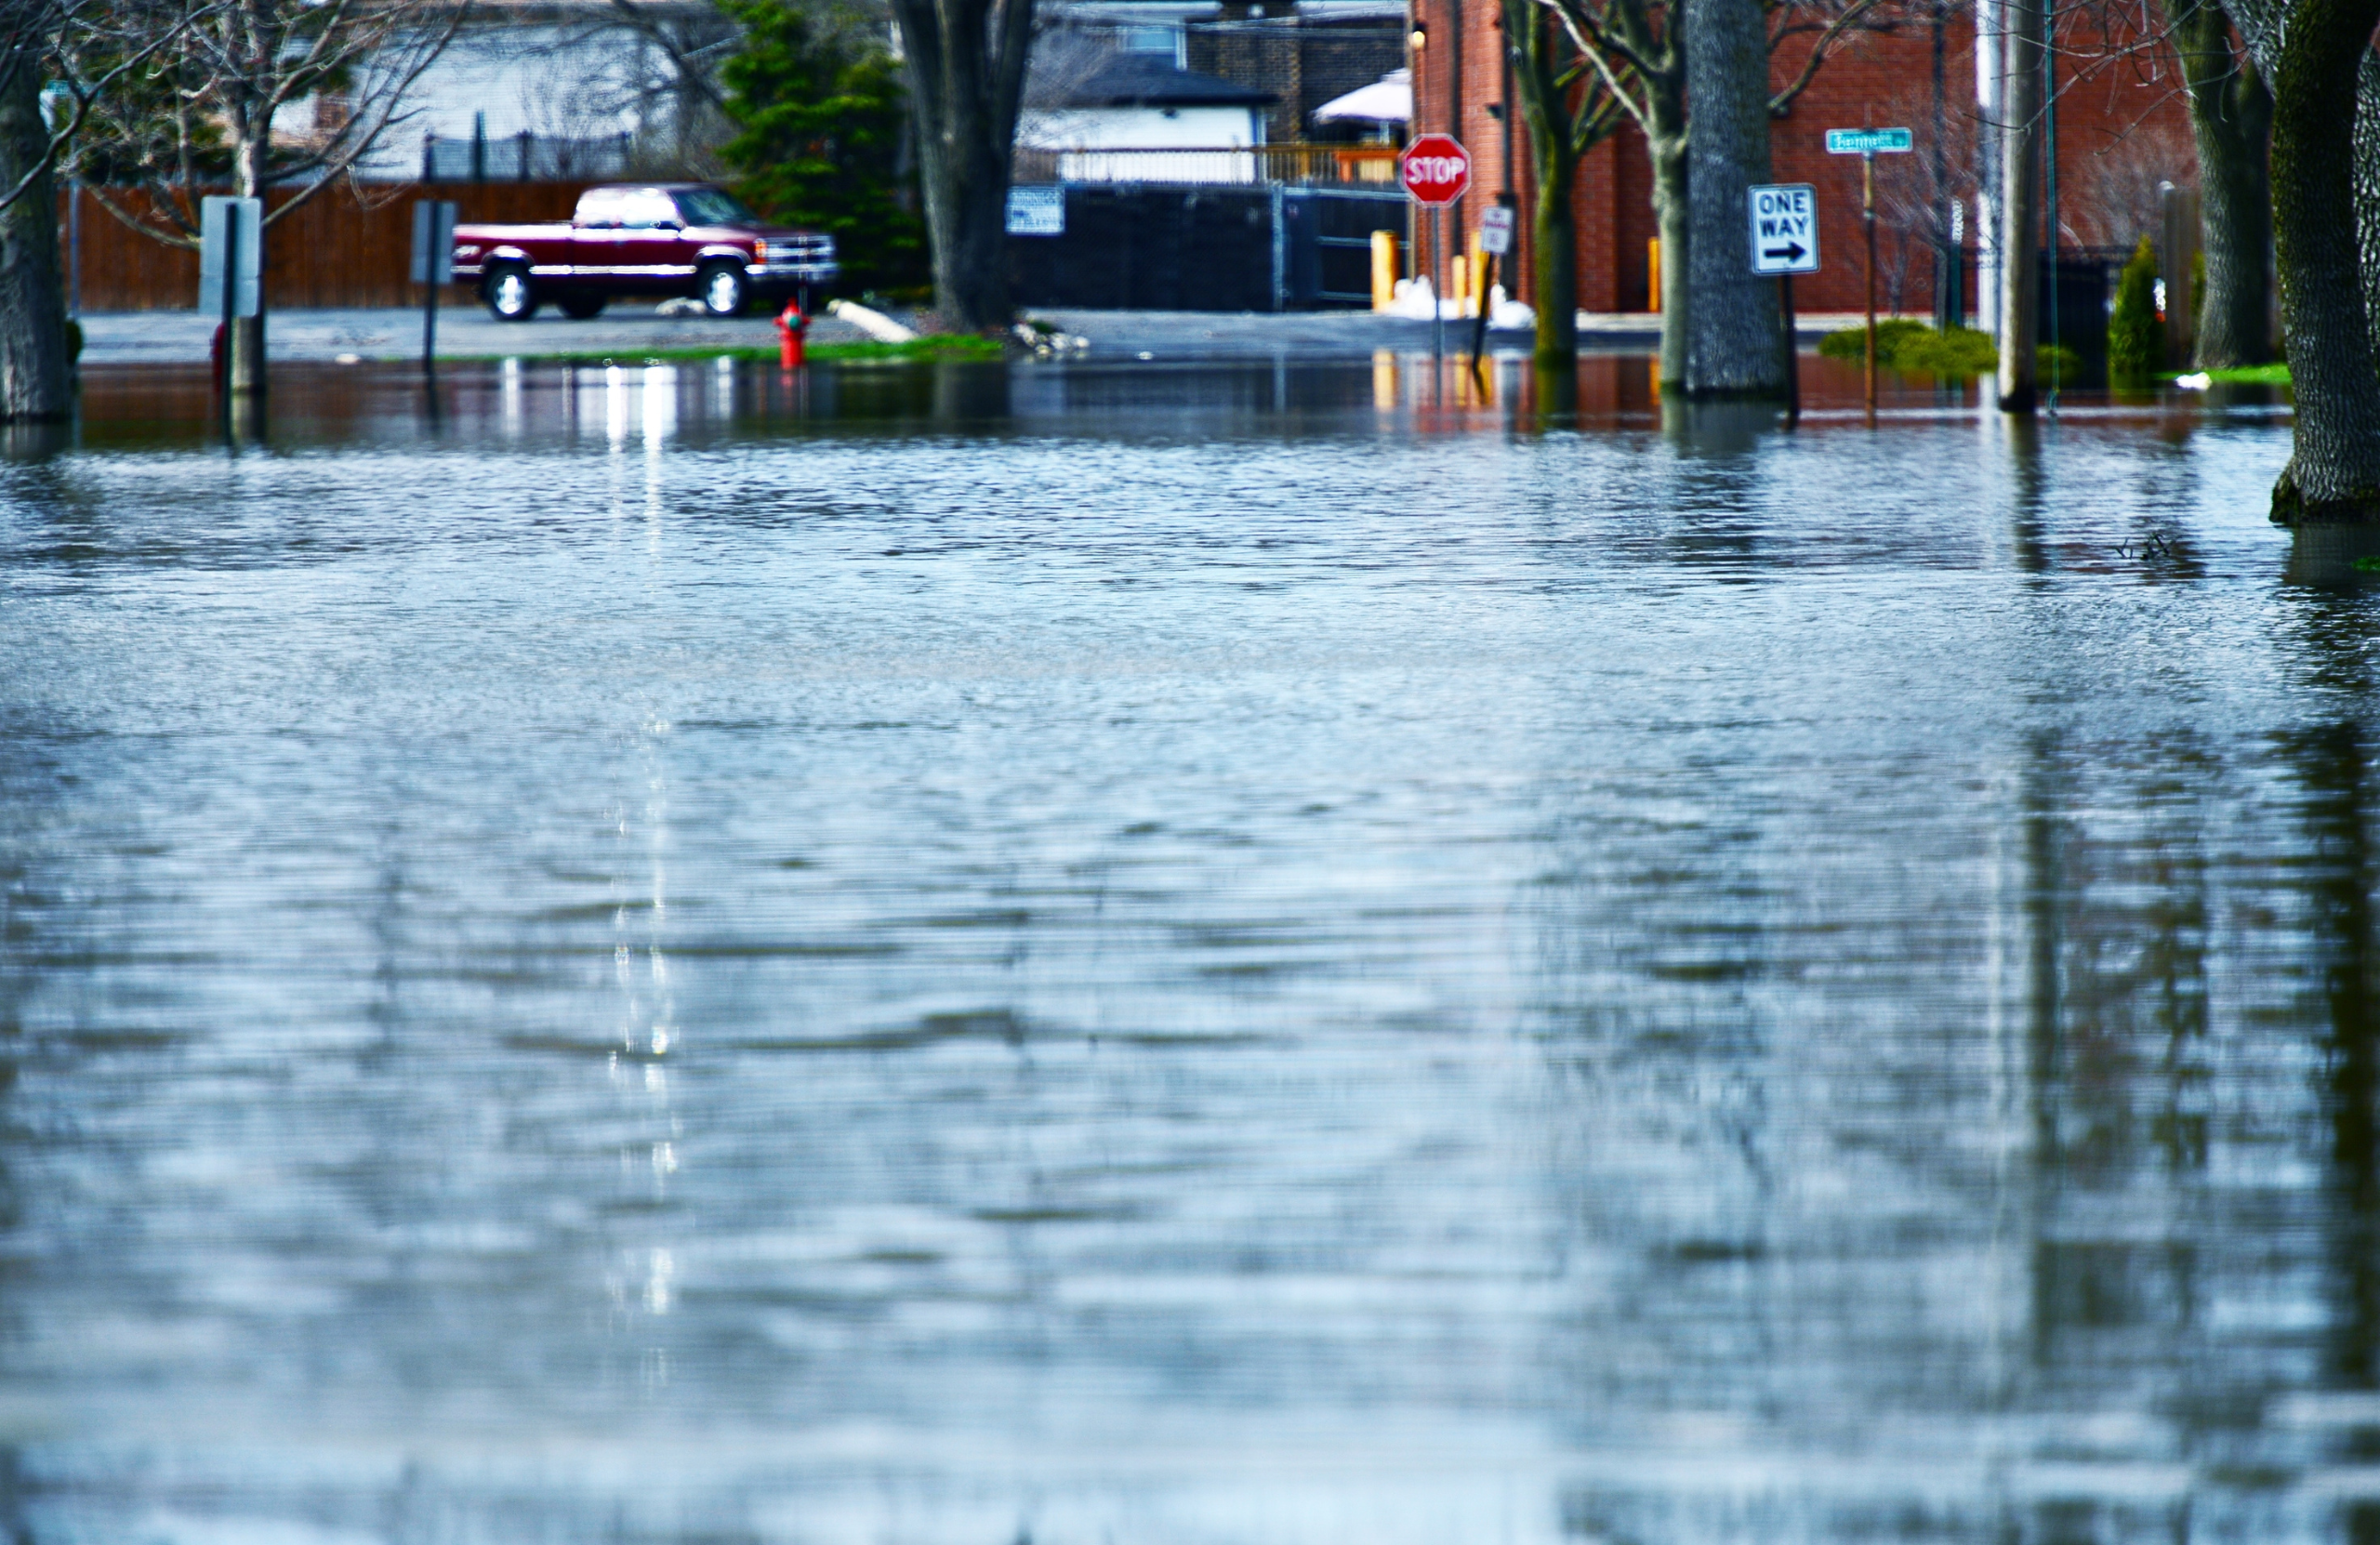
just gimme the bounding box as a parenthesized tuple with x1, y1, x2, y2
(574, 191, 627, 229)
(674, 187, 759, 227)
(617, 191, 680, 229)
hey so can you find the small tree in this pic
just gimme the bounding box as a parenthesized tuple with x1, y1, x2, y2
(1503, 0, 1624, 365)
(720, 0, 925, 297)
(68, 0, 465, 391)
(2109, 235, 2163, 382)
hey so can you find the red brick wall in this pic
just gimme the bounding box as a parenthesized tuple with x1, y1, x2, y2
(1407, 2, 2196, 316)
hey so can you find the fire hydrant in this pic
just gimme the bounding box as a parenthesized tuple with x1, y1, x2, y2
(775, 301, 809, 368)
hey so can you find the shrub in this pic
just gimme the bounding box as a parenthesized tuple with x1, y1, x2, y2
(1818, 320, 1998, 376)
(2109, 235, 2163, 383)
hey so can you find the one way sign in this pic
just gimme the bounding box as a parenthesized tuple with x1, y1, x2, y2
(1748, 183, 1818, 275)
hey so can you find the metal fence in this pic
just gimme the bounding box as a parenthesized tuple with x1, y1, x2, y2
(1011, 143, 1399, 188)
(420, 131, 636, 183)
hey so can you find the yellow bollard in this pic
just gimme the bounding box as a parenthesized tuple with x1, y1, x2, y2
(1371, 231, 1400, 311)
(1467, 229, 1488, 318)
(1450, 255, 1470, 320)
(1647, 238, 1661, 311)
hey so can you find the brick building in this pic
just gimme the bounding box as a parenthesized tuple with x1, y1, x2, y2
(1406, 0, 2198, 317)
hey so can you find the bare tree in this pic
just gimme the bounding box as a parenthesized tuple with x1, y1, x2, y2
(0, 0, 227, 418)
(1504, 0, 1625, 364)
(68, 0, 467, 391)
(1528, 0, 1898, 389)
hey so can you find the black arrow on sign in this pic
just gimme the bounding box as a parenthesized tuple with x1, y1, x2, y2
(1763, 241, 1807, 262)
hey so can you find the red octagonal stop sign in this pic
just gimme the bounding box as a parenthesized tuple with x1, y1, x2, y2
(1400, 133, 1471, 206)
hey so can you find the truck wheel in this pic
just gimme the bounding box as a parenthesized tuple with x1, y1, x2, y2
(558, 293, 606, 320)
(484, 265, 539, 322)
(698, 262, 750, 318)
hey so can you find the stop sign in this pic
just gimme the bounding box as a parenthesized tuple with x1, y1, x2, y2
(1400, 134, 1471, 206)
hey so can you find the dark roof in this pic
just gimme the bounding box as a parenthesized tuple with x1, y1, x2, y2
(1063, 53, 1275, 107)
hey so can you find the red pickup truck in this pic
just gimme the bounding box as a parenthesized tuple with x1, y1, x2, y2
(452, 183, 839, 321)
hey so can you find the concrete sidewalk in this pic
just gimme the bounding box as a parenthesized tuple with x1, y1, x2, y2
(75, 304, 1889, 366)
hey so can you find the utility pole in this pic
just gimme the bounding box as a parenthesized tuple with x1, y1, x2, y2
(1994, 0, 2043, 413)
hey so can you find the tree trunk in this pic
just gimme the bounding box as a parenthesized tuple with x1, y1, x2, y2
(888, 0, 1034, 331)
(1681, 0, 1781, 396)
(1648, 111, 1689, 390)
(1994, 0, 2043, 412)
(2354, 50, 2380, 353)
(2170, 0, 2272, 368)
(1509, 0, 1579, 363)
(2263, 0, 2380, 522)
(0, 59, 73, 422)
(229, 129, 267, 397)
(1532, 141, 1580, 363)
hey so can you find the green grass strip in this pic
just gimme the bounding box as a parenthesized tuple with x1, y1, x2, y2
(2180, 363, 2291, 385)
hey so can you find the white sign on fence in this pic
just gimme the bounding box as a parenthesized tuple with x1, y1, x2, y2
(1478, 205, 1515, 257)
(1006, 186, 1064, 236)
(1747, 183, 1818, 275)
(198, 195, 263, 318)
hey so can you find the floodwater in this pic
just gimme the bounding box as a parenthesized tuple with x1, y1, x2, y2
(0, 351, 2369, 1544)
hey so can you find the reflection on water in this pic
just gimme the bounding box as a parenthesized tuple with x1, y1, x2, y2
(0, 355, 2366, 1542)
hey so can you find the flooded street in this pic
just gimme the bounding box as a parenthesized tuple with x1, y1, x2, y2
(0, 354, 2367, 1543)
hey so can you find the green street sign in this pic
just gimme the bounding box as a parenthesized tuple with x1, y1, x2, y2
(1826, 127, 1913, 154)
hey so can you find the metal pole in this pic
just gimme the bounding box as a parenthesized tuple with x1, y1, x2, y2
(1782, 272, 1800, 428)
(1863, 149, 1877, 422)
(1433, 205, 1445, 362)
(424, 256, 439, 377)
(220, 205, 237, 430)
(67, 179, 81, 318)
(2043, 0, 2059, 411)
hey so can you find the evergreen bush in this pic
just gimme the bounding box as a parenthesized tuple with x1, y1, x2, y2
(2109, 236, 2163, 383)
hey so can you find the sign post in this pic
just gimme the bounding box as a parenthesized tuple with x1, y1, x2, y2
(1749, 183, 1818, 428)
(1826, 128, 1911, 421)
(1400, 133, 1471, 364)
(1470, 201, 1514, 369)
(198, 195, 262, 408)
(411, 200, 458, 380)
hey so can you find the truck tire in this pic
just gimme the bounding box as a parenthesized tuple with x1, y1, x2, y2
(697, 262, 750, 318)
(557, 292, 607, 320)
(484, 265, 540, 322)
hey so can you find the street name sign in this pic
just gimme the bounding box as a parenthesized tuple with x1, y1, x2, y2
(1478, 205, 1515, 255)
(1400, 134, 1471, 206)
(1747, 183, 1818, 275)
(1825, 127, 1912, 155)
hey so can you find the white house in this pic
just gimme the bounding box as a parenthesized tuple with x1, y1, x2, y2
(1017, 51, 1274, 182)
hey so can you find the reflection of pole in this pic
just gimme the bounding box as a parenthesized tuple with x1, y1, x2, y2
(1781, 272, 1799, 428)
(1864, 150, 1878, 423)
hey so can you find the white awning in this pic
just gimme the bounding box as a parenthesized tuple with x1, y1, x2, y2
(1312, 68, 1410, 125)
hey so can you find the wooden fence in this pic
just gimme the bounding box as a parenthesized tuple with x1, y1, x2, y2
(62, 181, 599, 311)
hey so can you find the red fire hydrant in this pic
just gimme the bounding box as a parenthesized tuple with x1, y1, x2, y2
(775, 301, 809, 368)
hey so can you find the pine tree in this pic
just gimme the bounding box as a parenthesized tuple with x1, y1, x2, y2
(719, 1, 928, 297)
(2109, 236, 2165, 384)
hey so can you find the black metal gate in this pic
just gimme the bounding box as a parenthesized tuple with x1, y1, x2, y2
(1007, 184, 1409, 312)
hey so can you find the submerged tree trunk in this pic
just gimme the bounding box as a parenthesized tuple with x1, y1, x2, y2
(1681, 0, 1780, 396)
(2232, 0, 2380, 522)
(888, 0, 1034, 331)
(1994, 0, 2042, 411)
(2355, 51, 2380, 352)
(2170, 0, 2271, 368)
(230, 131, 267, 397)
(0, 56, 73, 422)
(1649, 108, 1689, 390)
(1509, 0, 1579, 363)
